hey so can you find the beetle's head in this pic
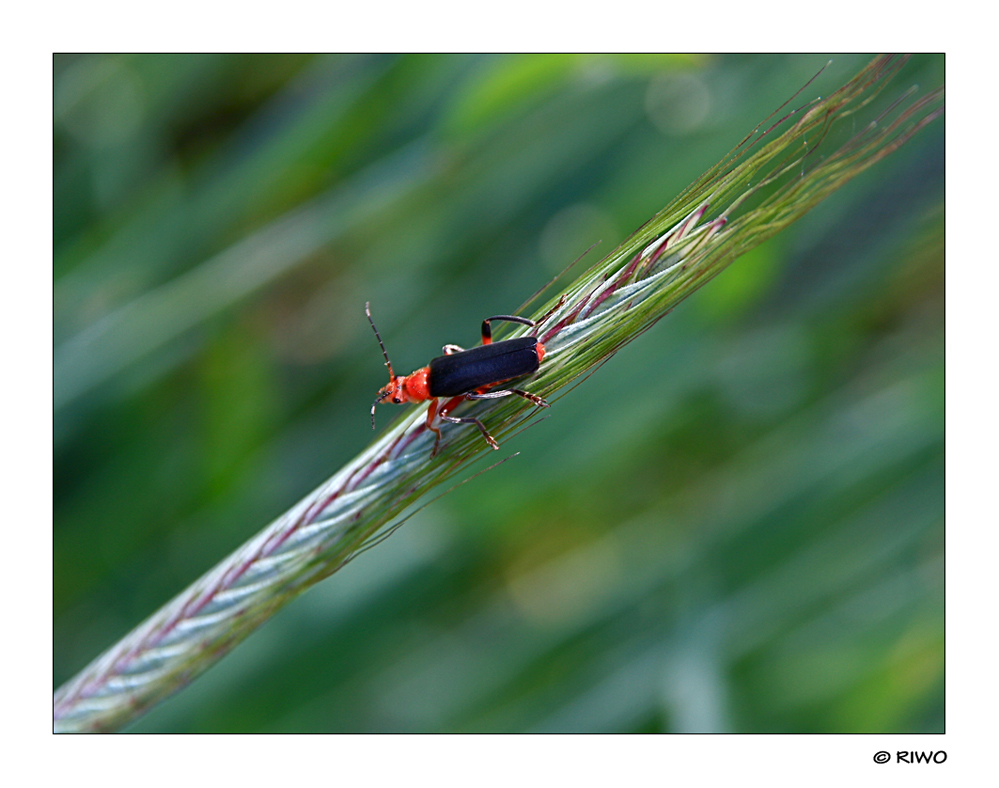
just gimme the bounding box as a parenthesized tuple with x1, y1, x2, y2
(375, 377, 405, 406)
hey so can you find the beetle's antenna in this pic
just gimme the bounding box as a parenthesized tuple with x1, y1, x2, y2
(366, 302, 395, 431)
(365, 302, 394, 379)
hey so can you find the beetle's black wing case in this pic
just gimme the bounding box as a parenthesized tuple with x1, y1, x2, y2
(428, 337, 540, 397)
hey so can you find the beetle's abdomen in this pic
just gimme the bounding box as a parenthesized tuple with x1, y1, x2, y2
(428, 337, 541, 397)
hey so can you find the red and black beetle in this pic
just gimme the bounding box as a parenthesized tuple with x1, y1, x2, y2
(366, 303, 548, 457)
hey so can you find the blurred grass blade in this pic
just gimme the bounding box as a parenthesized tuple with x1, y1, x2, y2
(54, 140, 434, 411)
(53, 55, 942, 733)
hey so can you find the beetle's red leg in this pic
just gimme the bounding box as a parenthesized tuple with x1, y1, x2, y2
(465, 388, 548, 408)
(439, 413, 500, 450)
(434, 395, 499, 451)
(481, 315, 536, 345)
(426, 398, 444, 457)
(429, 396, 469, 456)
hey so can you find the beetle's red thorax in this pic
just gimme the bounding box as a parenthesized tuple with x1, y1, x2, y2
(400, 367, 431, 402)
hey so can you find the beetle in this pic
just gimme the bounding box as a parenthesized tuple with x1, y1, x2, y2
(366, 302, 549, 457)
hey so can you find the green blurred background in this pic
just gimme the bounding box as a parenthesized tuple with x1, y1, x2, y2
(54, 54, 944, 733)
